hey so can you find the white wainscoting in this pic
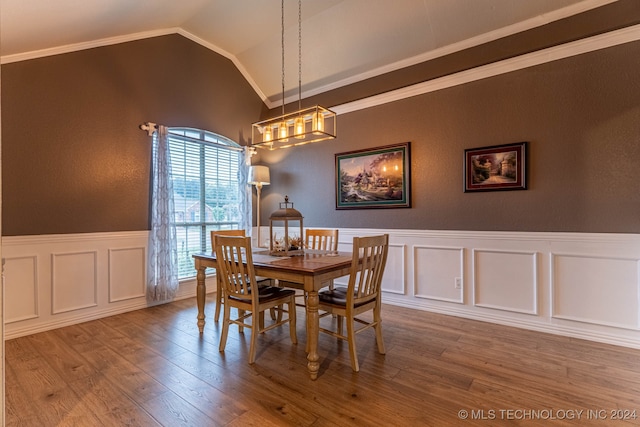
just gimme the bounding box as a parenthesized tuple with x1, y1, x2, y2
(3, 231, 195, 339)
(332, 228, 640, 349)
(4, 229, 640, 349)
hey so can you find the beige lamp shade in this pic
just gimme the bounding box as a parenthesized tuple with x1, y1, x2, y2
(248, 165, 270, 186)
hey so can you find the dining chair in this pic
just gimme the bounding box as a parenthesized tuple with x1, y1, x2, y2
(210, 229, 273, 322)
(276, 228, 339, 312)
(317, 234, 389, 372)
(214, 234, 297, 364)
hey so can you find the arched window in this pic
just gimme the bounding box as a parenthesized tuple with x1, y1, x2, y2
(167, 128, 243, 278)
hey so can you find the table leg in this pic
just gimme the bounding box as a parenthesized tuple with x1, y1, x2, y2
(196, 264, 206, 333)
(306, 290, 320, 380)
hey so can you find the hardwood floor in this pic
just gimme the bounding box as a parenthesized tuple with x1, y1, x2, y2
(6, 294, 640, 426)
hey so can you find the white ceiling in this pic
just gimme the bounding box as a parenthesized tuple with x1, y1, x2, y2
(0, 0, 614, 107)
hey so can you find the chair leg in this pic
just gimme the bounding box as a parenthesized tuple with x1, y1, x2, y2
(326, 282, 337, 318)
(337, 315, 343, 336)
(219, 303, 231, 352)
(288, 298, 298, 344)
(346, 316, 359, 372)
(248, 316, 258, 364)
(214, 276, 222, 322)
(374, 306, 386, 354)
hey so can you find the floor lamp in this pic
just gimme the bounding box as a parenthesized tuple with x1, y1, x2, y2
(248, 165, 270, 247)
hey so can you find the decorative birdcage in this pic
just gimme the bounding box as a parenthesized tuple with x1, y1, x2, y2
(269, 196, 304, 256)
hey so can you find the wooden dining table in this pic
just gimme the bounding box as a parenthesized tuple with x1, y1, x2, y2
(193, 249, 353, 380)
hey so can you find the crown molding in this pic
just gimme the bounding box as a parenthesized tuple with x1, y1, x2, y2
(0, 28, 181, 64)
(332, 24, 640, 115)
(272, 0, 619, 109)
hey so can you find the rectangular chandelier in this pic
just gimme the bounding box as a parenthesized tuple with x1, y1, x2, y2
(251, 105, 336, 150)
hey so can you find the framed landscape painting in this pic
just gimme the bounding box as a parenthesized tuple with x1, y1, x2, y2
(464, 142, 527, 192)
(336, 142, 411, 209)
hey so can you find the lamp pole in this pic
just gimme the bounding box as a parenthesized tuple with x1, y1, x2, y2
(248, 165, 270, 247)
(255, 182, 263, 247)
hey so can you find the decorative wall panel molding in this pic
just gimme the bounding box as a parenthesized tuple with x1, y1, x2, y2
(551, 253, 640, 330)
(472, 249, 539, 315)
(413, 245, 464, 304)
(3, 255, 39, 323)
(108, 247, 146, 303)
(51, 251, 98, 314)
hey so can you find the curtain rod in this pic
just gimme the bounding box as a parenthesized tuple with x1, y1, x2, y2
(140, 122, 157, 136)
(139, 122, 243, 153)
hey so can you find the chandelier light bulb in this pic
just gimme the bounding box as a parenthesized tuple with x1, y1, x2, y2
(263, 125, 273, 142)
(312, 111, 324, 134)
(294, 116, 305, 139)
(278, 121, 289, 141)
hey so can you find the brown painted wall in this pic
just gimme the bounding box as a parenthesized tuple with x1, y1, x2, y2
(2, 31, 639, 236)
(1, 34, 264, 236)
(257, 41, 640, 233)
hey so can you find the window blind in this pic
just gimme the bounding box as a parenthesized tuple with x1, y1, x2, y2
(166, 128, 242, 278)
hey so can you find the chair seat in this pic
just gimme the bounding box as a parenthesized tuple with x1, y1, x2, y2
(318, 287, 374, 308)
(229, 286, 296, 303)
(259, 286, 296, 299)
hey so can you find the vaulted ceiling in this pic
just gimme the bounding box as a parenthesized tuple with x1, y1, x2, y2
(0, 0, 615, 107)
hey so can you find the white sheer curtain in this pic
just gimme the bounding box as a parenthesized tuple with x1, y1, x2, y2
(239, 147, 253, 235)
(147, 125, 179, 302)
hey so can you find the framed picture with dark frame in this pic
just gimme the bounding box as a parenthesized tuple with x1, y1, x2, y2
(464, 142, 527, 192)
(336, 142, 411, 209)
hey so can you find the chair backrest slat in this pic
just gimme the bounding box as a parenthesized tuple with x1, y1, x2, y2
(214, 235, 257, 303)
(305, 229, 339, 251)
(348, 234, 389, 302)
(210, 229, 245, 251)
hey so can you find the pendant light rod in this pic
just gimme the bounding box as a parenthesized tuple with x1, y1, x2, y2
(298, 0, 302, 112)
(251, 0, 337, 150)
(281, 0, 286, 116)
